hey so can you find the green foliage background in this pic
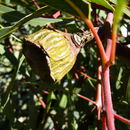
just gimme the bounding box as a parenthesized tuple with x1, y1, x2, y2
(0, 0, 130, 129)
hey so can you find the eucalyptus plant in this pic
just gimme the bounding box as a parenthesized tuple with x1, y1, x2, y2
(0, 0, 130, 130)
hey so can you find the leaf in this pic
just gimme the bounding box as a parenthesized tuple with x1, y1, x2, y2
(59, 94, 68, 109)
(0, 6, 49, 39)
(0, 4, 25, 23)
(123, 8, 130, 18)
(0, 26, 14, 39)
(25, 17, 62, 27)
(83, 0, 114, 12)
(126, 77, 130, 104)
(44, 0, 91, 18)
(1, 53, 25, 109)
(113, 0, 128, 31)
(109, 0, 130, 18)
(0, 4, 14, 14)
(115, 67, 123, 89)
(0, 44, 5, 54)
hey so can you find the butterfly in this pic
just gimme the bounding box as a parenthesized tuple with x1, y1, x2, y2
(23, 28, 95, 82)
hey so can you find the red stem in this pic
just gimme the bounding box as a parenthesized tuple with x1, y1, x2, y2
(76, 93, 96, 105)
(37, 96, 46, 109)
(109, 31, 117, 64)
(114, 113, 130, 124)
(83, 19, 108, 64)
(51, 11, 61, 18)
(76, 69, 93, 79)
(95, 59, 102, 120)
(32, 0, 40, 8)
(102, 66, 115, 130)
(105, 13, 113, 58)
(102, 112, 107, 130)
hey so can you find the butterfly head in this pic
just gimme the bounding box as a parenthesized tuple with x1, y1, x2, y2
(72, 30, 94, 48)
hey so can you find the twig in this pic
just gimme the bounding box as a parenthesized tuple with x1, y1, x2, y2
(32, 0, 40, 9)
(35, 94, 46, 109)
(65, 0, 108, 64)
(76, 69, 96, 81)
(114, 113, 130, 124)
(51, 11, 61, 18)
(29, 85, 46, 109)
(76, 93, 96, 105)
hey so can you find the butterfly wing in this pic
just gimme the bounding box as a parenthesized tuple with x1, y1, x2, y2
(24, 29, 77, 82)
(39, 29, 77, 82)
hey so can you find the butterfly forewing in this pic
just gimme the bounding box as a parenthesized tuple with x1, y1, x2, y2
(24, 29, 77, 82)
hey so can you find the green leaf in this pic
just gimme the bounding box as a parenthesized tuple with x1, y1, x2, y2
(127, 77, 130, 104)
(113, 0, 128, 31)
(0, 44, 5, 54)
(0, 26, 14, 39)
(83, 0, 114, 12)
(59, 94, 68, 109)
(0, 6, 48, 39)
(44, 0, 91, 18)
(0, 4, 14, 14)
(124, 8, 130, 18)
(0, 4, 25, 23)
(115, 67, 123, 90)
(1, 53, 25, 109)
(25, 17, 62, 27)
(109, 0, 130, 18)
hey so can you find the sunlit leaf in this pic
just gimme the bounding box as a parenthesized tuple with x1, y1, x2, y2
(113, 0, 128, 31)
(83, 0, 114, 12)
(0, 44, 5, 54)
(25, 17, 62, 27)
(59, 94, 68, 109)
(0, 4, 14, 14)
(109, 0, 130, 18)
(115, 67, 123, 90)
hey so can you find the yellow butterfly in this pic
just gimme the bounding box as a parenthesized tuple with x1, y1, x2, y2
(23, 28, 94, 82)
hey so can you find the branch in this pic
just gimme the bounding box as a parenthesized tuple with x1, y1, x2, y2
(29, 86, 46, 109)
(32, 0, 40, 8)
(65, 0, 108, 64)
(95, 59, 102, 120)
(102, 66, 115, 130)
(114, 113, 130, 124)
(76, 93, 96, 105)
(105, 13, 114, 58)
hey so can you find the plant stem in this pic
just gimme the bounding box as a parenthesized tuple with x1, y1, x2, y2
(95, 60, 102, 120)
(76, 93, 96, 105)
(105, 13, 113, 58)
(102, 66, 115, 130)
(114, 113, 130, 124)
(109, 31, 117, 64)
(65, 0, 108, 64)
(32, 0, 40, 8)
(102, 112, 107, 130)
